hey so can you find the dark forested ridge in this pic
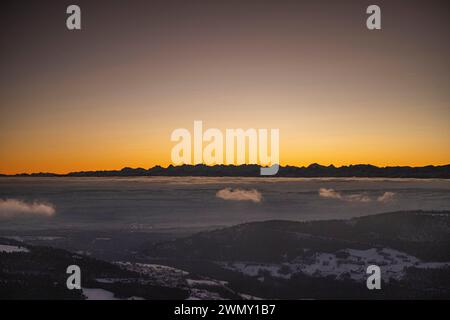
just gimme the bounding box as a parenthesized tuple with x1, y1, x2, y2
(143, 210, 450, 299)
(0, 238, 189, 300)
(146, 210, 450, 262)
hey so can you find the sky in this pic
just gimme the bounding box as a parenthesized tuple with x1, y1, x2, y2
(0, 0, 449, 174)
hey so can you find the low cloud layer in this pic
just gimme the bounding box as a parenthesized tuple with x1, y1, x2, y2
(216, 188, 262, 203)
(0, 199, 55, 218)
(319, 188, 394, 203)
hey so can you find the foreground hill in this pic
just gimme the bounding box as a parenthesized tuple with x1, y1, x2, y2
(147, 211, 450, 261)
(0, 238, 254, 300)
(144, 211, 450, 299)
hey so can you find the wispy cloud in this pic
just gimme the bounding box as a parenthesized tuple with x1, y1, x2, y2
(318, 188, 343, 200)
(377, 192, 395, 202)
(0, 199, 55, 218)
(319, 188, 394, 203)
(216, 188, 262, 203)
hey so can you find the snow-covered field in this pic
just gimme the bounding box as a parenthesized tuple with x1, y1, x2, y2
(0, 244, 29, 253)
(186, 279, 228, 287)
(82, 288, 143, 300)
(4, 236, 63, 242)
(220, 247, 450, 282)
(113, 261, 258, 300)
(187, 288, 225, 300)
(116, 262, 189, 276)
(115, 262, 189, 288)
(82, 288, 118, 300)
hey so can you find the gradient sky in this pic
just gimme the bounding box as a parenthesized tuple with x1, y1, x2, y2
(1, 0, 449, 174)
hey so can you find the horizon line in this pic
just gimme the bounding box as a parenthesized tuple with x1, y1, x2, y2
(2, 162, 450, 176)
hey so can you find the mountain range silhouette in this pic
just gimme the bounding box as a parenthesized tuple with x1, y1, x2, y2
(4, 163, 450, 178)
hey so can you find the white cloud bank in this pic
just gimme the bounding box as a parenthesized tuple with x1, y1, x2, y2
(0, 199, 55, 218)
(216, 188, 262, 203)
(319, 188, 395, 203)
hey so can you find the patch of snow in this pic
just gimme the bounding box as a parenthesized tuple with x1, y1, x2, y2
(188, 288, 225, 300)
(187, 279, 216, 286)
(116, 262, 189, 275)
(3, 236, 24, 242)
(82, 288, 144, 300)
(82, 288, 118, 300)
(187, 279, 226, 287)
(0, 244, 29, 253)
(115, 261, 189, 288)
(220, 247, 450, 283)
(95, 278, 117, 284)
(240, 293, 262, 300)
(3, 235, 63, 242)
(32, 236, 63, 241)
(220, 262, 292, 280)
